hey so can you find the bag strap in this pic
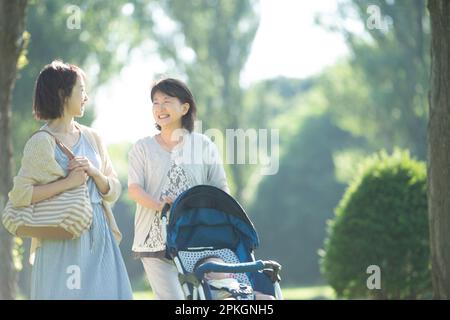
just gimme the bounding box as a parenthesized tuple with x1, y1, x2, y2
(30, 127, 77, 160)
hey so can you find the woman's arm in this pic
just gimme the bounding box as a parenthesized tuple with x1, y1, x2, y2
(128, 183, 164, 211)
(127, 140, 170, 211)
(91, 169, 110, 195)
(76, 126, 121, 202)
(31, 167, 87, 204)
(9, 133, 70, 207)
(94, 134, 121, 201)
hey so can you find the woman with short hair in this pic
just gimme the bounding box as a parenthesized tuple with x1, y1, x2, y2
(128, 78, 229, 299)
(9, 60, 133, 299)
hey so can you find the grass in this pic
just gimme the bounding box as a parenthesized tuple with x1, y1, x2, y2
(133, 291, 155, 300)
(281, 286, 335, 300)
(17, 281, 335, 300)
(133, 285, 335, 300)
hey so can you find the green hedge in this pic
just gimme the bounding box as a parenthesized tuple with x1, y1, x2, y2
(321, 150, 431, 299)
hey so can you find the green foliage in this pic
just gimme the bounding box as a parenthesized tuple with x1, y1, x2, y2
(316, 62, 374, 142)
(242, 77, 316, 132)
(240, 77, 321, 204)
(12, 0, 155, 167)
(155, 0, 259, 129)
(154, 0, 260, 201)
(321, 149, 431, 299)
(107, 143, 133, 182)
(250, 109, 356, 285)
(318, 0, 430, 159)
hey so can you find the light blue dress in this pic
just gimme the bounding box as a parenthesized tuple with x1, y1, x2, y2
(30, 132, 133, 300)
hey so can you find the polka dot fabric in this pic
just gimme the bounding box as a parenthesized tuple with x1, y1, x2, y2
(178, 248, 252, 286)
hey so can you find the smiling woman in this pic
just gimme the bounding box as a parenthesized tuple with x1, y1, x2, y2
(151, 78, 197, 133)
(128, 77, 230, 300)
(6, 60, 133, 299)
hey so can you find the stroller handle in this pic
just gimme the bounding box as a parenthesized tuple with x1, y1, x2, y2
(194, 260, 280, 280)
(161, 203, 171, 242)
(161, 203, 171, 219)
(263, 260, 281, 271)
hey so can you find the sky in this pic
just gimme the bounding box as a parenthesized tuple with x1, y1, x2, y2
(92, 0, 351, 145)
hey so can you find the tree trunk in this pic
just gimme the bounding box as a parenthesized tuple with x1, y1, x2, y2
(0, 0, 28, 300)
(427, 0, 450, 300)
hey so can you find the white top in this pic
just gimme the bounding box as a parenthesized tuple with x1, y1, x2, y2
(128, 132, 229, 253)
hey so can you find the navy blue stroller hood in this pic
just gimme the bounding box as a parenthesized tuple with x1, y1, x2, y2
(166, 185, 259, 257)
(163, 185, 283, 300)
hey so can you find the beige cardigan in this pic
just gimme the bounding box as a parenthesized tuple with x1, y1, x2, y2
(8, 123, 122, 264)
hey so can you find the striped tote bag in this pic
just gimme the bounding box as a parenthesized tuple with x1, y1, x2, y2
(1, 129, 93, 240)
(2, 184, 93, 239)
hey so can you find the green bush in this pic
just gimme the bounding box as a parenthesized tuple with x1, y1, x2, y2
(321, 149, 431, 299)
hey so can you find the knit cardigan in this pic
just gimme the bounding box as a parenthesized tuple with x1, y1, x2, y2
(8, 123, 122, 264)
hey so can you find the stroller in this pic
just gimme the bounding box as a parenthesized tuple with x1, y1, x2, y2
(161, 185, 283, 300)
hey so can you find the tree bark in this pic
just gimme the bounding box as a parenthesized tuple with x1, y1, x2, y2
(427, 0, 450, 299)
(0, 0, 28, 300)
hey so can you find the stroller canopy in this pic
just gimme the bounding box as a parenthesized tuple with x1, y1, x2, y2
(166, 185, 259, 255)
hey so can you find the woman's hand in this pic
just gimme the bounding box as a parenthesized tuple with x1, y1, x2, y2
(158, 196, 174, 211)
(31, 167, 87, 204)
(68, 156, 99, 177)
(65, 167, 88, 189)
(68, 156, 111, 194)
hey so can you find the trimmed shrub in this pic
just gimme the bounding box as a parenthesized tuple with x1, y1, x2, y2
(321, 149, 431, 299)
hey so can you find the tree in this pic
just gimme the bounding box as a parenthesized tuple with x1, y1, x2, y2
(318, 0, 430, 159)
(427, 0, 450, 299)
(0, 0, 28, 300)
(154, 0, 260, 202)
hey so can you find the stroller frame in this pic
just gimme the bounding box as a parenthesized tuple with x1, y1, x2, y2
(161, 185, 283, 300)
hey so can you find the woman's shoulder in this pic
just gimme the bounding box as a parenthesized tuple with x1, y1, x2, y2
(189, 132, 214, 145)
(129, 135, 157, 155)
(16, 130, 57, 161)
(25, 130, 56, 151)
(188, 132, 220, 154)
(133, 135, 156, 148)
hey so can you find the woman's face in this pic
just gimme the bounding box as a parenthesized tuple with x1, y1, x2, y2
(152, 90, 189, 130)
(65, 75, 88, 118)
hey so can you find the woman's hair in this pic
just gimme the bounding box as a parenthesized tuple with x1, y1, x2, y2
(33, 60, 86, 120)
(151, 78, 197, 132)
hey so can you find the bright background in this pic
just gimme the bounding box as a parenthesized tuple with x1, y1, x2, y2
(5, 0, 430, 299)
(92, 0, 351, 144)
